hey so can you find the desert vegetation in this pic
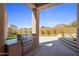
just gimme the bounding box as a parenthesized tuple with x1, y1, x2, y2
(7, 20, 76, 40)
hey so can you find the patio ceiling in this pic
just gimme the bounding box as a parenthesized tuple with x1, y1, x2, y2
(25, 3, 62, 10)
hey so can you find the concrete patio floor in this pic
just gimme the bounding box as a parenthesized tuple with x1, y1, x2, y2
(26, 36, 79, 56)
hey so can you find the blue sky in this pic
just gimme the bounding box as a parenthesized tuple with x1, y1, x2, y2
(5, 3, 77, 28)
(6, 3, 32, 28)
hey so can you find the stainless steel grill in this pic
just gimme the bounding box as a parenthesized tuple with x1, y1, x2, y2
(17, 34, 33, 55)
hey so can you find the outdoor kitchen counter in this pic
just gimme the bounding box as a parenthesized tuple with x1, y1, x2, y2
(4, 34, 36, 56)
(5, 39, 18, 45)
(5, 39, 22, 56)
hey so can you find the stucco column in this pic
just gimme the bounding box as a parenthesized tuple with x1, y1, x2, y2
(77, 3, 79, 46)
(32, 8, 39, 48)
(0, 3, 6, 53)
(4, 11, 8, 40)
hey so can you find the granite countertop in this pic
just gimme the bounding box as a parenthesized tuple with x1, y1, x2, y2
(5, 39, 18, 45)
(5, 34, 33, 45)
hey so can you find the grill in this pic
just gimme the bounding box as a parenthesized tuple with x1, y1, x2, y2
(17, 34, 33, 55)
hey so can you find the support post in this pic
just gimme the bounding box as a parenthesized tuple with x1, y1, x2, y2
(32, 8, 39, 48)
(77, 3, 79, 46)
(0, 3, 6, 53)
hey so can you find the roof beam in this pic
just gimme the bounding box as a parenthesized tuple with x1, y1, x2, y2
(36, 3, 62, 10)
(25, 3, 36, 9)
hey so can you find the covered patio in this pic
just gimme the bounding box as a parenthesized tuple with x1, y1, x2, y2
(0, 3, 79, 56)
(27, 36, 79, 56)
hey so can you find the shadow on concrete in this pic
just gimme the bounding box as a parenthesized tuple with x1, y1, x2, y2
(27, 37, 79, 56)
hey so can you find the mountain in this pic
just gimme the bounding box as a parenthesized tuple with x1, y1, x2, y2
(54, 24, 65, 29)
